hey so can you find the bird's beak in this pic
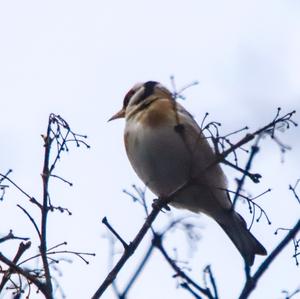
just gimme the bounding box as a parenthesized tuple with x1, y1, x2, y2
(108, 108, 125, 122)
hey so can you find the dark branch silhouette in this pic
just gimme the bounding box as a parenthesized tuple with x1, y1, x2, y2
(0, 104, 298, 299)
(238, 220, 300, 299)
(0, 114, 92, 298)
(93, 104, 298, 299)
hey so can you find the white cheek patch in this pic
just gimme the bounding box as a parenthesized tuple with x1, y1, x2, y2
(128, 85, 145, 107)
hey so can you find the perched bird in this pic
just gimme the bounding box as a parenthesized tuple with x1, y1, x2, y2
(109, 81, 267, 266)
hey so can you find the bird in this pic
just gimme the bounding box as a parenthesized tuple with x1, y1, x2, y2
(109, 81, 267, 266)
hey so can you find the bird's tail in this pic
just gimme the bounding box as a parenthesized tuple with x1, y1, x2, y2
(217, 211, 267, 266)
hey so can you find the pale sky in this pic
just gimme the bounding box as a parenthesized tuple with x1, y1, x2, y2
(0, 1, 299, 299)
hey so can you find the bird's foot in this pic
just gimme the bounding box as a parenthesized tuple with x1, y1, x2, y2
(152, 198, 171, 212)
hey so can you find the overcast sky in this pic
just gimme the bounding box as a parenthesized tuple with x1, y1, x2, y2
(0, 1, 299, 299)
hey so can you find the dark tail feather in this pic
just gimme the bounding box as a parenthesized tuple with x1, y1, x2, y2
(218, 211, 267, 266)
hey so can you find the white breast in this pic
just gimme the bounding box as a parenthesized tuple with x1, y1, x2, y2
(125, 119, 192, 197)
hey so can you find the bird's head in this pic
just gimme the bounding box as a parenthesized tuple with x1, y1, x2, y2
(108, 81, 172, 121)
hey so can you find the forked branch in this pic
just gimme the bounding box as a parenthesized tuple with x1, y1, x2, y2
(238, 220, 300, 299)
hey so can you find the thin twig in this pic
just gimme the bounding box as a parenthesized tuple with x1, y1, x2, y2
(181, 282, 203, 299)
(0, 251, 47, 296)
(0, 241, 31, 292)
(91, 198, 169, 299)
(153, 234, 215, 299)
(281, 287, 300, 299)
(120, 245, 154, 298)
(50, 174, 73, 186)
(17, 205, 41, 239)
(238, 220, 300, 299)
(289, 180, 300, 204)
(222, 159, 261, 183)
(0, 172, 41, 208)
(208, 110, 296, 173)
(0, 230, 29, 244)
(40, 114, 59, 297)
(102, 217, 129, 249)
(232, 141, 260, 209)
(203, 265, 219, 299)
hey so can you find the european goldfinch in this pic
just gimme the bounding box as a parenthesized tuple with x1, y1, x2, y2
(109, 81, 267, 265)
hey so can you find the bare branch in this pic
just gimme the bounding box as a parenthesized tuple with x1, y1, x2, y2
(17, 205, 41, 239)
(238, 220, 300, 299)
(120, 245, 154, 299)
(203, 265, 218, 299)
(0, 230, 29, 244)
(1, 114, 89, 298)
(170, 76, 199, 100)
(153, 233, 216, 299)
(0, 169, 12, 201)
(0, 250, 47, 296)
(49, 174, 73, 186)
(289, 179, 300, 204)
(232, 141, 260, 209)
(102, 217, 129, 249)
(0, 241, 31, 293)
(0, 171, 41, 209)
(222, 159, 261, 183)
(92, 197, 170, 299)
(281, 287, 300, 299)
(181, 282, 203, 299)
(207, 110, 297, 173)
